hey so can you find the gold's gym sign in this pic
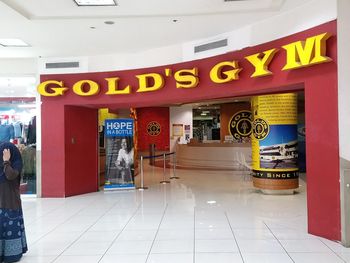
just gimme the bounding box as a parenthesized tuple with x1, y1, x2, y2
(229, 111, 252, 139)
(38, 33, 332, 97)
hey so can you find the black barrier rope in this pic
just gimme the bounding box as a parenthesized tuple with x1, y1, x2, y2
(140, 151, 175, 159)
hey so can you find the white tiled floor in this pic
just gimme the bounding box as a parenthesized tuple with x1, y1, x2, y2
(20, 165, 350, 263)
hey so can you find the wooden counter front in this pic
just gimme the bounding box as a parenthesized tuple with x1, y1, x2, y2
(187, 141, 251, 147)
(176, 143, 251, 169)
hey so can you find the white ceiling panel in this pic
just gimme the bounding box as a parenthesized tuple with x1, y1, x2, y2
(0, 0, 314, 58)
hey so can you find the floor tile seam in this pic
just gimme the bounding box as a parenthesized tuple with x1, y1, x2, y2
(53, 253, 106, 256)
(195, 227, 236, 230)
(28, 199, 117, 247)
(224, 211, 246, 263)
(25, 201, 120, 263)
(95, 203, 145, 262)
(195, 238, 236, 240)
(105, 251, 152, 256)
(144, 204, 169, 263)
(288, 251, 348, 254)
(148, 252, 194, 255)
(194, 238, 240, 241)
(195, 251, 242, 254)
(277, 237, 346, 251)
(49, 200, 128, 263)
(317, 239, 347, 263)
(27, 197, 114, 224)
(234, 237, 279, 241)
(23, 204, 72, 226)
(263, 221, 296, 263)
(155, 237, 195, 241)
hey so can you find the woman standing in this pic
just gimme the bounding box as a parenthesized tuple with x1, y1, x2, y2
(115, 138, 134, 184)
(0, 142, 27, 263)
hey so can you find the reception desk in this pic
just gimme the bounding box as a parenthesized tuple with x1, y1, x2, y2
(176, 142, 251, 169)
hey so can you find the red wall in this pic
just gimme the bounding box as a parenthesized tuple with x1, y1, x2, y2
(41, 104, 65, 197)
(137, 107, 170, 151)
(40, 21, 340, 241)
(65, 106, 98, 196)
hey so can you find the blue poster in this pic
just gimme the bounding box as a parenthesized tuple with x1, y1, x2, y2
(105, 119, 133, 137)
(104, 119, 135, 191)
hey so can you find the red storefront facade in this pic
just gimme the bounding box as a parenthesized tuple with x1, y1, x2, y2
(40, 21, 340, 241)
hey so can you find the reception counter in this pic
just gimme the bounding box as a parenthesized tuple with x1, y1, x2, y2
(176, 142, 251, 169)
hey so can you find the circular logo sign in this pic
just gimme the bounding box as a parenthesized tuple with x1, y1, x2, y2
(147, 121, 161, 136)
(229, 110, 252, 139)
(252, 118, 269, 140)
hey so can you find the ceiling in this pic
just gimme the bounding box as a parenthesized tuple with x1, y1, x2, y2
(0, 0, 309, 59)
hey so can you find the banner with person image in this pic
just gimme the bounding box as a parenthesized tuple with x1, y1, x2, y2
(104, 119, 135, 190)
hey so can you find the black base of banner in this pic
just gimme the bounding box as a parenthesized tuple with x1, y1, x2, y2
(253, 170, 299, 179)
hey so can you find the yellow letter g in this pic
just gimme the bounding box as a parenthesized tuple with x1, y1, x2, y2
(37, 80, 68, 97)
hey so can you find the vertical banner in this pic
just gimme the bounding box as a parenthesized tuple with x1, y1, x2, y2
(104, 119, 135, 190)
(251, 93, 298, 192)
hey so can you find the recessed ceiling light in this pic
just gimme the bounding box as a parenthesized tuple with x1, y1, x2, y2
(0, 39, 30, 47)
(74, 0, 117, 6)
(104, 21, 115, 25)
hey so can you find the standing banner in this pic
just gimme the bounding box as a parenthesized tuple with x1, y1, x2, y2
(104, 119, 135, 190)
(251, 93, 298, 192)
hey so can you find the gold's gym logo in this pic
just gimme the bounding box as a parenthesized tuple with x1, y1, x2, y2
(252, 118, 269, 140)
(229, 111, 252, 139)
(147, 121, 161, 136)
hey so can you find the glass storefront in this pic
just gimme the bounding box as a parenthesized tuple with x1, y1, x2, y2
(0, 77, 37, 195)
(0, 102, 37, 194)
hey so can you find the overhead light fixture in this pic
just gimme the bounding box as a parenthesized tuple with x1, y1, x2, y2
(73, 0, 117, 6)
(0, 39, 30, 47)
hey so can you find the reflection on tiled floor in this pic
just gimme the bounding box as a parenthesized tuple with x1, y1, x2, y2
(20, 165, 349, 263)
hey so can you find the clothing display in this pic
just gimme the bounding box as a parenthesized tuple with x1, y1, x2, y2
(27, 117, 36, 145)
(21, 145, 36, 177)
(12, 121, 22, 138)
(0, 125, 14, 142)
(21, 145, 36, 194)
(0, 142, 28, 262)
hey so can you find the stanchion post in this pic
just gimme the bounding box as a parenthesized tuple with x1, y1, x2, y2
(160, 153, 170, 184)
(137, 156, 148, 190)
(170, 153, 179, 179)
